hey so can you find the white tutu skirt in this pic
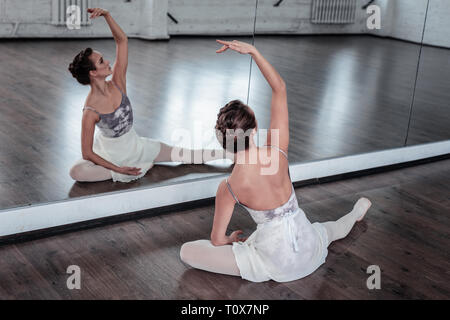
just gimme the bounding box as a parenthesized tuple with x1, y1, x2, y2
(93, 128, 161, 183)
(232, 210, 329, 283)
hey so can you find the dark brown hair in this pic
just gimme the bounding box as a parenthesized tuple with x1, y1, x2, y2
(68, 48, 96, 85)
(215, 100, 257, 153)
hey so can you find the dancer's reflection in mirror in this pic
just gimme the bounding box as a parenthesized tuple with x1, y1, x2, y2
(68, 8, 229, 183)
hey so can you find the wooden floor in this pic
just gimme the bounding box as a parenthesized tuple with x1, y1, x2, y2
(0, 35, 448, 210)
(0, 159, 448, 299)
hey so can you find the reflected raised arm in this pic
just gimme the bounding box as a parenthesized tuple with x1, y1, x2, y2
(88, 8, 128, 92)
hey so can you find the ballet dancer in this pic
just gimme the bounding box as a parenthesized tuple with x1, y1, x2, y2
(68, 8, 228, 183)
(180, 40, 372, 282)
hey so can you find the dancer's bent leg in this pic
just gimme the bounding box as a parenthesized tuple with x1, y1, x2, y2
(322, 198, 372, 247)
(70, 159, 112, 182)
(180, 240, 241, 277)
(154, 142, 233, 164)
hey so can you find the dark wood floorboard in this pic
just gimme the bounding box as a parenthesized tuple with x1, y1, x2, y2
(0, 159, 448, 299)
(0, 35, 448, 210)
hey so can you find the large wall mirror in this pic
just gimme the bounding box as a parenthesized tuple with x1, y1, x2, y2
(1, 0, 447, 217)
(0, 0, 258, 210)
(250, 0, 428, 163)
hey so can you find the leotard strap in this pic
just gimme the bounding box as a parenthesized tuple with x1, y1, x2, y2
(225, 178, 241, 205)
(82, 106, 100, 115)
(264, 145, 288, 159)
(264, 145, 291, 179)
(111, 80, 124, 96)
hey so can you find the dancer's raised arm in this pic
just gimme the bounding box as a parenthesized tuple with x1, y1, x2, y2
(216, 40, 289, 152)
(88, 8, 128, 92)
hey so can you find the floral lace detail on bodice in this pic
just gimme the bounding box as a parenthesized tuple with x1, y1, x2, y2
(227, 181, 301, 253)
(96, 94, 133, 138)
(82, 81, 133, 138)
(243, 186, 300, 225)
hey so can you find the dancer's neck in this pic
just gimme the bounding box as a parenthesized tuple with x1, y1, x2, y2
(90, 78, 109, 96)
(234, 141, 258, 164)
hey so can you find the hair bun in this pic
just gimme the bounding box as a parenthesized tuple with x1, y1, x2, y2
(68, 62, 76, 75)
(68, 47, 95, 85)
(215, 99, 257, 153)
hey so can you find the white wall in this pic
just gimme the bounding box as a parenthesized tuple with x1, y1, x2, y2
(139, 0, 168, 40)
(423, 0, 450, 48)
(0, 0, 371, 38)
(390, 0, 428, 44)
(167, 0, 370, 35)
(0, 0, 168, 39)
(253, 0, 369, 34)
(167, 0, 256, 35)
(367, 0, 394, 37)
(370, 0, 450, 48)
(0, 0, 449, 48)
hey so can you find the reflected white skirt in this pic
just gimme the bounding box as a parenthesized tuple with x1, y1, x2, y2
(93, 128, 161, 183)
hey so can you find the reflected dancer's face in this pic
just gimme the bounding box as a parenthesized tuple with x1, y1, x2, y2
(89, 50, 113, 80)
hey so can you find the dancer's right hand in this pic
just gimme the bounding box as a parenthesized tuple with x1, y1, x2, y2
(117, 166, 142, 176)
(216, 40, 257, 55)
(87, 8, 109, 19)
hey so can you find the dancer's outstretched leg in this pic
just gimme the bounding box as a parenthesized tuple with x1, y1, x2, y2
(180, 240, 241, 277)
(70, 159, 112, 182)
(154, 142, 234, 164)
(322, 197, 372, 246)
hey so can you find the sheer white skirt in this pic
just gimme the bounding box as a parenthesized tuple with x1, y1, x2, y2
(93, 128, 161, 183)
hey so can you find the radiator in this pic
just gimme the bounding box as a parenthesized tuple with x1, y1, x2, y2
(311, 0, 357, 24)
(51, 0, 92, 26)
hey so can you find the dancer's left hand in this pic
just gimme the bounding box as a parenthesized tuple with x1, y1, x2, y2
(227, 230, 247, 243)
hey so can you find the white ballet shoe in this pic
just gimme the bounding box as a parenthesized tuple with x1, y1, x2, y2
(354, 197, 372, 222)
